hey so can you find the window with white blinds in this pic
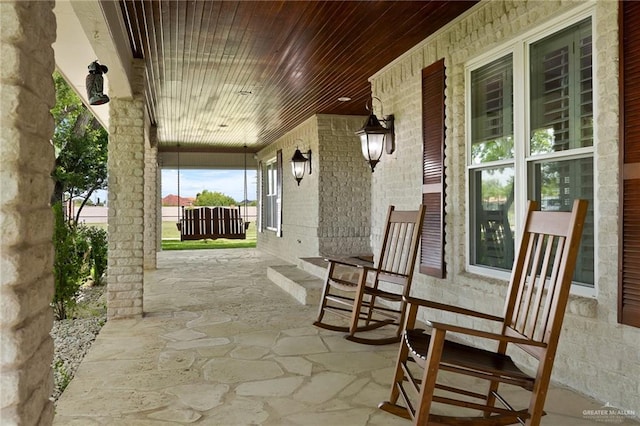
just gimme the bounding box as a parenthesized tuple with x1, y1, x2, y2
(470, 55, 514, 165)
(469, 55, 516, 270)
(264, 157, 279, 231)
(530, 19, 593, 154)
(528, 18, 594, 287)
(467, 16, 595, 290)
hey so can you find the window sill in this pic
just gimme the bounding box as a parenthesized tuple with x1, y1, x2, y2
(566, 294, 598, 319)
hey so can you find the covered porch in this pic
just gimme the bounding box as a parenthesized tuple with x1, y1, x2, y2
(2, 1, 640, 424)
(53, 249, 624, 425)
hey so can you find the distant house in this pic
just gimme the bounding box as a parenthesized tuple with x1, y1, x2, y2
(161, 194, 194, 207)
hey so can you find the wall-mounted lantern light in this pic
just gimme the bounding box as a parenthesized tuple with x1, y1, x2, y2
(355, 97, 394, 172)
(86, 60, 110, 105)
(291, 146, 311, 186)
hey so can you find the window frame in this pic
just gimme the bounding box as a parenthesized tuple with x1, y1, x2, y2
(264, 157, 278, 232)
(465, 5, 598, 297)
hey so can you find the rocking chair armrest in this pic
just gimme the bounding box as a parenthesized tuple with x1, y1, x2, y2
(324, 257, 375, 270)
(426, 320, 548, 348)
(404, 296, 504, 322)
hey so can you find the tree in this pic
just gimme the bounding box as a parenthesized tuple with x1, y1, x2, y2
(194, 190, 236, 206)
(51, 72, 108, 224)
(470, 136, 513, 165)
(50, 73, 109, 320)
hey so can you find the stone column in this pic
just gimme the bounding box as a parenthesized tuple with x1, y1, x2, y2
(107, 61, 145, 319)
(144, 125, 158, 269)
(157, 165, 163, 252)
(0, 1, 56, 424)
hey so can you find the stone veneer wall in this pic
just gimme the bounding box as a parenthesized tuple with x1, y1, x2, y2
(156, 164, 162, 253)
(0, 1, 56, 424)
(369, 0, 638, 415)
(107, 61, 146, 319)
(257, 114, 371, 263)
(144, 124, 158, 269)
(317, 115, 373, 257)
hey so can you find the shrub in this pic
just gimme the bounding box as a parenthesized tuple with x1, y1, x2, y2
(78, 225, 107, 285)
(52, 202, 89, 320)
(53, 359, 72, 394)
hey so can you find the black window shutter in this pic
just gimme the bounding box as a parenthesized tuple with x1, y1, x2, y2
(620, 0, 640, 327)
(420, 58, 446, 278)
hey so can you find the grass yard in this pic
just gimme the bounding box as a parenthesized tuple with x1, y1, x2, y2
(162, 239, 256, 250)
(162, 220, 181, 239)
(162, 220, 257, 250)
(79, 221, 257, 250)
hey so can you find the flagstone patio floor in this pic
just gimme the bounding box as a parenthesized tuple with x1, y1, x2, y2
(53, 249, 638, 425)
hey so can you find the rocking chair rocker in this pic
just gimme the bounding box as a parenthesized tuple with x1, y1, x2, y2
(379, 199, 588, 425)
(313, 205, 426, 345)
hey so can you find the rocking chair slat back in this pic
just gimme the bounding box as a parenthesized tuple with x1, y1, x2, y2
(379, 213, 421, 278)
(503, 201, 587, 356)
(314, 205, 426, 345)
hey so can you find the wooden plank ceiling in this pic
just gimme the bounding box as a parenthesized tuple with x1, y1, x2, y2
(120, 0, 477, 153)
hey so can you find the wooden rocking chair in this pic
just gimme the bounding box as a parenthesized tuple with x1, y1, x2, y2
(313, 205, 426, 345)
(379, 199, 588, 425)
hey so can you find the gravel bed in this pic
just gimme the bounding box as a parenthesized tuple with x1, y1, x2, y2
(50, 285, 106, 402)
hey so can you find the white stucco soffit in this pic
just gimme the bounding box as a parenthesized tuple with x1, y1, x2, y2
(53, 0, 134, 130)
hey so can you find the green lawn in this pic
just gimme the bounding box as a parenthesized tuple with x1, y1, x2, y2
(161, 239, 256, 250)
(80, 221, 257, 250)
(162, 220, 181, 239)
(161, 220, 257, 250)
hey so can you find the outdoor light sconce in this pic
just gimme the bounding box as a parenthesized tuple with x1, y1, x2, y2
(86, 60, 110, 105)
(291, 146, 312, 186)
(355, 97, 395, 172)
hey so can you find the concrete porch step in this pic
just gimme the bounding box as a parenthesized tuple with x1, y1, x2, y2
(297, 257, 328, 279)
(267, 257, 373, 306)
(267, 264, 324, 306)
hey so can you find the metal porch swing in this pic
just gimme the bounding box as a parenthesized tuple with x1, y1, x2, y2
(175, 146, 249, 241)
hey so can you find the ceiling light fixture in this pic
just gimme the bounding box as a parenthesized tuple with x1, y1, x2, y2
(355, 96, 395, 172)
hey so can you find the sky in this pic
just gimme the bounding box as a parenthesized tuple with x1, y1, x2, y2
(90, 169, 257, 204)
(161, 169, 257, 202)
